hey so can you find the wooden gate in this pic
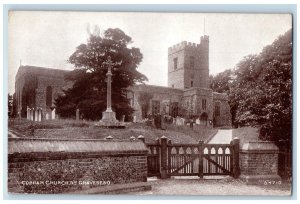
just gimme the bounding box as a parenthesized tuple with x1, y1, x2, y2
(147, 141, 161, 177)
(145, 136, 240, 178)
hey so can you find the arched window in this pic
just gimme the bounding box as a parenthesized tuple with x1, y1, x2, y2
(214, 102, 221, 117)
(46, 86, 52, 107)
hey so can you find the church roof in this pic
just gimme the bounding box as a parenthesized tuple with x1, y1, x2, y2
(15, 65, 71, 81)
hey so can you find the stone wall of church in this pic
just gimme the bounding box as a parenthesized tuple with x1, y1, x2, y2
(181, 88, 214, 120)
(36, 75, 69, 118)
(15, 66, 71, 119)
(213, 92, 232, 127)
(128, 85, 183, 121)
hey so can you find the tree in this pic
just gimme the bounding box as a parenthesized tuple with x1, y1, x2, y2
(230, 29, 292, 146)
(55, 27, 148, 120)
(210, 29, 292, 148)
(137, 92, 153, 119)
(209, 69, 233, 94)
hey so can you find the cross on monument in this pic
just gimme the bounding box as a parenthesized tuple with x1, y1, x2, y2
(99, 56, 118, 125)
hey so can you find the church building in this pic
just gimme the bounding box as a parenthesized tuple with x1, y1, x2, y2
(127, 35, 231, 126)
(14, 35, 231, 126)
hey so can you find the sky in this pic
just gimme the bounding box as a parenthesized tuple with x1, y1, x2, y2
(8, 11, 292, 94)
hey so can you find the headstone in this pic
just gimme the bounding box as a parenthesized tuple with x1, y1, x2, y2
(34, 108, 38, 121)
(175, 117, 182, 126)
(196, 118, 201, 125)
(76, 109, 80, 121)
(51, 108, 56, 120)
(38, 108, 42, 122)
(27, 107, 30, 120)
(133, 115, 137, 123)
(121, 115, 125, 122)
(189, 119, 194, 128)
(154, 114, 162, 129)
(46, 113, 49, 120)
(30, 109, 34, 121)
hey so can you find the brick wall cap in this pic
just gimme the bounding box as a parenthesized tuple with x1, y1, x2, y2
(241, 141, 279, 152)
(8, 138, 147, 154)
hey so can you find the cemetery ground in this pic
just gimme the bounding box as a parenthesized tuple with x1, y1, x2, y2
(8, 118, 219, 143)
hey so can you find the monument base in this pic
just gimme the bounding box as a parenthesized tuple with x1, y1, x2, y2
(96, 110, 126, 129)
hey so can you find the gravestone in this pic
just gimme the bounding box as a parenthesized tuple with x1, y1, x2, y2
(121, 115, 125, 122)
(76, 109, 80, 121)
(26, 108, 29, 120)
(51, 108, 56, 120)
(37, 108, 42, 122)
(30, 108, 34, 121)
(34, 108, 38, 121)
(175, 117, 182, 126)
(46, 113, 49, 120)
(154, 114, 162, 129)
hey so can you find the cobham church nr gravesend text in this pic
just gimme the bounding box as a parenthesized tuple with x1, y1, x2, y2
(14, 35, 231, 127)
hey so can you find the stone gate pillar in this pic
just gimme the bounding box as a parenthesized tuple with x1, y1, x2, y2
(240, 141, 281, 185)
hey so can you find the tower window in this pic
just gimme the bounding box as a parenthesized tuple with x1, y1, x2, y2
(202, 99, 207, 110)
(190, 56, 195, 68)
(173, 57, 178, 70)
(191, 81, 194, 87)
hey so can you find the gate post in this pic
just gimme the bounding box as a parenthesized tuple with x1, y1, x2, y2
(160, 136, 169, 179)
(232, 137, 240, 178)
(198, 140, 204, 178)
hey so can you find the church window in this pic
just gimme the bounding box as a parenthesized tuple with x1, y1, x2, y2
(190, 56, 195, 68)
(173, 58, 178, 70)
(152, 100, 160, 115)
(170, 102, 179, 117)
(46, 86, 52, 108)
(202, 99, 207, 110)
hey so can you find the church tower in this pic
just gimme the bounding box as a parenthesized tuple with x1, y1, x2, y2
(168, 35, 209, 89)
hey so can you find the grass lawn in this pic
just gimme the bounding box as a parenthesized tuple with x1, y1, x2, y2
(232, 126, 261, 148)
(8, 118, 217, 144)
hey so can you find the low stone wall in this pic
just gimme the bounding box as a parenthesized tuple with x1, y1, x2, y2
(8, 138, 148, 194)
(239, 141, 281, 185)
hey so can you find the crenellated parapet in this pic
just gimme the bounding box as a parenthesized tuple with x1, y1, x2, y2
(168, 41, 203, 54)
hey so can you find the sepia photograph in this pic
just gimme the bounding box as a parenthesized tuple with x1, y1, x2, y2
(7, 10, 293, 196)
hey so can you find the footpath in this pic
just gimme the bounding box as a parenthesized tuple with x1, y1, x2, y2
(208, 129, 232, 144)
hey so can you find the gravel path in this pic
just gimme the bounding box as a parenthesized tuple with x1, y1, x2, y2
(209, 129, 232, 144)
(130, 177, 291, 196)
